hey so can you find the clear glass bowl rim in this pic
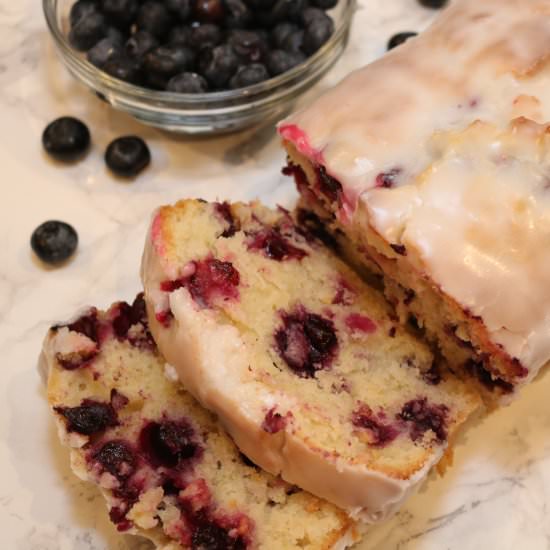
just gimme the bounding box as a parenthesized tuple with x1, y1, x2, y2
(42, 0, 356, 111)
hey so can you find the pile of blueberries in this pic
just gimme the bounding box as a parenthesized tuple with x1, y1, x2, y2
(69, 0, 339, 93)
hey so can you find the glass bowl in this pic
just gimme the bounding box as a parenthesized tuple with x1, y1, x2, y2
(43, 0, 356, 135)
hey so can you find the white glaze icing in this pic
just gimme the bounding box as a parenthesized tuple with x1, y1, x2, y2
(280, 0, 550, 380)
(140, 217, 446, 524)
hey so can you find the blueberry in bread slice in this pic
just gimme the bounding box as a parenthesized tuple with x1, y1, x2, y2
(141, 199, 481, 522)
(279, 0, 550, 401)
(41, 294, 360, 549)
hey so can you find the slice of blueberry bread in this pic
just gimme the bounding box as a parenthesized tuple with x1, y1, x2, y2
(141, 199, 481, 523)
(41, 294, 360, 550)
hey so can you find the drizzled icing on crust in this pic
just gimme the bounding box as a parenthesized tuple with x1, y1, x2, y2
(280, 0, 550, 381)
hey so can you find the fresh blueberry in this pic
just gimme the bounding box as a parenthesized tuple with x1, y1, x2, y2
(194, 0, 225, 23)
(223, 0, 252, 29)
(144, 46, 196, 88)
(228, 30, 268, 63)
(167, 72, 209, 93)
(190, 23, 223, 50)
(418, 0, 448, 7)
(198, 44, 239, 88)
(387, 31, 417, 50)
(168, 25, 193, 47)
(244, 0, 276, 9)
(86, 37, 121, 68)
(266, 49, 304, 75)
(166, 0, 192, 20)
(136, 1, 172, 38)
(69, 11, 108, 51)
(303, 10, 334, 54)
(229, 63, 269, 88)
(31, 221, 78, 265)
(104, 25, 125, 46)
(271, 22, 298, 49)
(270, 0, 308, 24)
(69, 0, 98, 27)
(311, 0, 338, 8)
(42, 117, 91, 161)
(103, 56, 143, 84)
(281, 29, 303, 52)
(101, 0, 138, 29)
(125, 31, 158, 58)
(105, 136, 151, 177)
(301, 7, 327, 25)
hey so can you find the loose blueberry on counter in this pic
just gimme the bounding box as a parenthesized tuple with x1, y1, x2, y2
(42, 116, 91, 161)
(230, 63, 269, 88)
(105, 136, 151, 177)
(418, 0, 448, 8)
(31, 221, 78, 265)
(69, 11, 108, 51)
(387, 31, 417, 50)
(167, 72, 209, 93)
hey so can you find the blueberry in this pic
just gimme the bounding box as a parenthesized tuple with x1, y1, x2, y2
(166, 0, 192, 20)
(104, 25, 125, 46)
(144, 46, 196, 88)
(93, 441, 136, 479)
(281, 29, 303, 52)
(167, 72, 209, 93)
(101, 0, 138, 29)
(271, 22, 298, 49)
(301, 7, 326, 25)
(69, 0, 98, 27)
(230, 63, 269, 88)
(198, 44, 239, 88)
(69, 11, 108, 51)
(311, 0, 338, 8)
(228, 30, 268, 63)
(86, 37, 121, 68)
(190, 23, 223, 50)
(105, 136, 151, 177)
(125, 31, 158, 58)
(192, 522, 245, 550)
(168, 25, 193, 47)
(244, 0, 276, 9)
(103, 56, 143, 84)
(303, 10, 334, 54)
(223, 0, 252, 29)
(42, 117, 91, 161)
(418, 0, 448, 7)
(266, 49, 304, 75)
(387, 32, 417, 50)
(136, 1, 172, 38)
(31, 221, 78, 265)
(194, 0, 225, 23)
(270, 0, 308, 24)
(55, 401, 118, 435)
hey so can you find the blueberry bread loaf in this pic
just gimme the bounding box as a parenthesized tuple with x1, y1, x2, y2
(141, 199, 480, 523)
(279, 0, 550, 400)
(41, 294, 360, 549)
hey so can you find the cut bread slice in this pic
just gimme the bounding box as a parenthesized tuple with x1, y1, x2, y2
(141, 199, 481, 523)
(278, 0, 550, 400)
(41, 294, 360, 550)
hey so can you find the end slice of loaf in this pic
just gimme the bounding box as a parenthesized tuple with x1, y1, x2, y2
(141, 199, 481, 522)
(41, 294, 359, 550)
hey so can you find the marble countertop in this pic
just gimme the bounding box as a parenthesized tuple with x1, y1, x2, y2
(1, 1, 549, 548)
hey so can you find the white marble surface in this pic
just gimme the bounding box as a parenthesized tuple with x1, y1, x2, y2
(1, 1, 549, 548)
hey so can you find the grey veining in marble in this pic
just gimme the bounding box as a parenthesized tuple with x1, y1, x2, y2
(1, 0, 549, 548)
